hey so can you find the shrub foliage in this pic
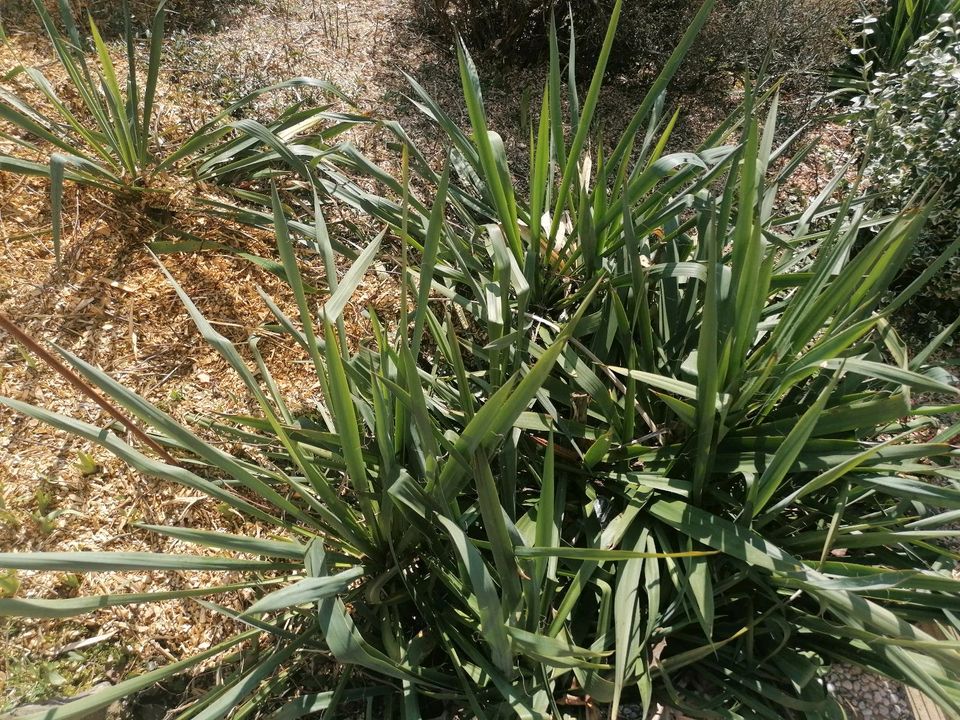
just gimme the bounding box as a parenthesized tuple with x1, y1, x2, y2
(855, 13, 960, 342)
(416, 0, 856, 88)
(834, 0, 960, 94)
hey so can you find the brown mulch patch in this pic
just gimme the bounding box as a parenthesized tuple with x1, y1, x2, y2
(0, 22, 404, 711)
(0, 176, 400, 714)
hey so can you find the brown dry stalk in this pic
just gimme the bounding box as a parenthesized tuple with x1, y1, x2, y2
(0, 311, 178, 465)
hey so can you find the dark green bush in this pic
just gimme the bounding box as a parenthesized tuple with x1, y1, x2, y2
(0, 0, 253, 33)
(416, 0, 857, 88)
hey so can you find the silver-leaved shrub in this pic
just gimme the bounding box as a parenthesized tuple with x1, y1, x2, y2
(856, 13, 960, 342)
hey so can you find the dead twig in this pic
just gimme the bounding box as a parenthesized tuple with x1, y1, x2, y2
(0, 311, 178, 465)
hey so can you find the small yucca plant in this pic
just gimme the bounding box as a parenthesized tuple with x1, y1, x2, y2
(0, 0, 353, 259)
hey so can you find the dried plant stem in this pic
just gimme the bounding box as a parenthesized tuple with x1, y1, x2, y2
(0, 311, 177, 465)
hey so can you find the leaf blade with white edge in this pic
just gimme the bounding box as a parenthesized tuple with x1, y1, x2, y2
(321, 229, 385, 323)
(0, 552, 295, 572)
(8, 630, 259, 720)
(244, 567, 365, 616)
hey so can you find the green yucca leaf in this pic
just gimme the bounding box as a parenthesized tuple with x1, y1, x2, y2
(244, 567, 366, 615)
(140, 0, 168, 163)
(402, 70, 479, 173)
(692, 204, 720, 503)
(323, 320, 379, 528)
(50, 153, 66, 262)
(136, 525, 307, 559)
(527, 86, 551, 273)
(437, 514, 514, 674)
(87, 15, 137, 174)
(227, 120, 315, 183)
(0, 581, 276, 619)
(606, 0, 718, 172)
(322, 229, 384, 325)
(506, 626, 608, 667)
(609, 367, 727, 410)
(153, 260, 373, 553)
(474, 451, 522, 608)
(10, 68, 116, 164)
(820, 357, 959, 396)
(10, 630, 260, 720)
(748, 374, 841, 517)
(547, 12, 566, 180)
(456, 40, 522, 259)
(270, 185, 336, 433)
(0, 552, 295, 572)
(610, 526, 647, 719)
(412, 162, 450, 357)
(546, 0, 622, 243)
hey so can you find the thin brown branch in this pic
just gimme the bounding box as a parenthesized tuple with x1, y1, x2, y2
(0, 311, 178, 465)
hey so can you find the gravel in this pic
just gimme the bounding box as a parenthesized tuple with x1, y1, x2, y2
(597, 667, 918, 719)
(826, 665, 914, 720)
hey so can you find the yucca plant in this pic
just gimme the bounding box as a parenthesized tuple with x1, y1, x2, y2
(0, 0, 356, 260)
(0, 190, 710, 719)
(314, 0, 960, 713)
(1, 157, 959, 718)
(1, 1, 960, 719)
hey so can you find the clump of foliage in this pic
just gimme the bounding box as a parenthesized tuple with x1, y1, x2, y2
(414, 0, 546, 53)
(0, 0, 351, 260)
(833, 0, 960, 95)
(854, 13, 960, 343)
(416, 0, 855, 89)
(1, 0, 252, 33)
(1, 1, 960, 719)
